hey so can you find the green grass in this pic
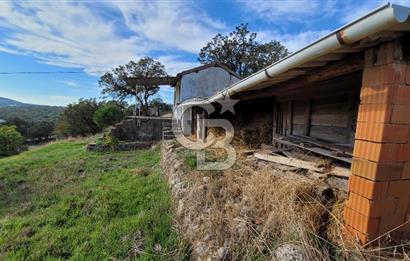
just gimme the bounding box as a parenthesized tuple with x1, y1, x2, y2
(0, 139, 184, 260)
(183, 150, 196, 170)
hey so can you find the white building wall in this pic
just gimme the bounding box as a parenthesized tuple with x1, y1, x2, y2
(179, 67, 239, 102)
(173, 66, 240, 135)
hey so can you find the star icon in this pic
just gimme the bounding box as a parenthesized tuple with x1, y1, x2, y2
(217, 95, 239, 114)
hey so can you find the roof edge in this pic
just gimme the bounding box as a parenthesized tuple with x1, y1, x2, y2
(204, 2, 410, 103)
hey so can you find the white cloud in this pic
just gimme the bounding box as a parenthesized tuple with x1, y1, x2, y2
(257, 30, 331, 52)
(0, 1, 146, 74)
(63, 81, 77, 87)
(241, 0, 410, 25)
(0, 1, 221, 76)
(157, 55, 200, 76)
(241, 0, 337, 23)
(113, 1, 226, 53)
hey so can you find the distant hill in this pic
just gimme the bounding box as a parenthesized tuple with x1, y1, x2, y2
(0, 97, 27, 107)
(0, 97, 64, 123)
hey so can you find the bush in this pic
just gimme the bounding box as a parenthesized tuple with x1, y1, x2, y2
(0, 125, 27, 156)
(93, 103, 124, 128)
(56, 99, 101, 137)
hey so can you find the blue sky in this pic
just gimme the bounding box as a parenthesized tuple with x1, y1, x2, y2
(0, 0, 409, 106)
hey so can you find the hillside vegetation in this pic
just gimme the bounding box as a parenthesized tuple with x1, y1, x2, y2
(0, 105, 64, 123)
(0, 139, 184, 260)
(0, 97, 64, 123)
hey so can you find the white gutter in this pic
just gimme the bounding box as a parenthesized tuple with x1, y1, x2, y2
(208, 3, 410, 102)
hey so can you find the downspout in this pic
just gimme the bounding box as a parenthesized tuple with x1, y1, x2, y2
(208, 3, 410, 102)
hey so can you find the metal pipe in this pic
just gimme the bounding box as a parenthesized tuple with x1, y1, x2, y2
(208, 3, 410, 102)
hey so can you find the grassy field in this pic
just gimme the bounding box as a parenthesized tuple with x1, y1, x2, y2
(0, 139, 184, 260)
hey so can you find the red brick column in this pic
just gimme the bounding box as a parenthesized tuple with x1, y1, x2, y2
(344, 42, 410, 244)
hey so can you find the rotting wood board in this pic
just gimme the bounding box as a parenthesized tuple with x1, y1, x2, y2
(272, 137, 352, 164)
(254, 152, 323, 172)
(329, 166, 350, 178)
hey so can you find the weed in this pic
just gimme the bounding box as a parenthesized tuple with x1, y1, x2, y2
(184, 150, 196, 170)
(0, 139, 185, 260)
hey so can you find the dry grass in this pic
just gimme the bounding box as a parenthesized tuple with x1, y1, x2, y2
(173, 162, 327, 259)
(168, 145, 410, 260)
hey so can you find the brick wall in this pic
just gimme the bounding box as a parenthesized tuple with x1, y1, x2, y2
(344, 41, 410, 244)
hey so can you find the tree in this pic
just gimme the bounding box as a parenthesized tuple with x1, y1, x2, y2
(149, 98, 172, 116)
(198, 23, 289, 77)
(99, 57, 168, 116)
(28, 121, 55, 139)
(56, 99, 101, 137)
(93, 103, 125, 128)
(0, 125, 27, 156)
(4, 117, 30, 137)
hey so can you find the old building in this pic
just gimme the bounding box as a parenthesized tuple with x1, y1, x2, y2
(125, 62, 240, 136)
(190, 3, 410, 244)
(172, 63, 240, 134)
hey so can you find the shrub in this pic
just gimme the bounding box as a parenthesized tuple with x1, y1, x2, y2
(0, 125, 27, 156)
(56, 99, 101, 137)
(93, 103, 124, 128)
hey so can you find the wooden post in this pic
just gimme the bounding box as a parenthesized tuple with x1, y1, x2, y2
(135, 84, 138, 116)
(288, 100, 293, 136)
(303, 99, 312, 136)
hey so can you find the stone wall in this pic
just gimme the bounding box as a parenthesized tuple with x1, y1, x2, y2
(108, 116, 171, 142)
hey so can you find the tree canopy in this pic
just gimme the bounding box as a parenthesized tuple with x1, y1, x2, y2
(198, 24, 289, 77)
(93, 102, 125, 129)
(99, 57, 168, 116)
(56, 99, 101, 137)
(0, 125, 27, 156)
(2, 117, 55, 140)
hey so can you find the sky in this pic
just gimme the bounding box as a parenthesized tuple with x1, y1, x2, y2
(0, 0, 409, 106)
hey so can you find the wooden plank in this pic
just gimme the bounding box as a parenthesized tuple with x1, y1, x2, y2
(292, 124, 305, 135)
(272, 137, 352, 163)
(293, 114, 305, 125)
(310, 126, 347, 144)
(329, 166, 351, 178)
(304, 99, 311, 136)
(288, 100, 293, 135)
(290, 135, 353, 155)
(311, 114, 349, 127)
(306, 55, 363, 82)
(254, 152, 323, 172)
(233, 71, 362, 101)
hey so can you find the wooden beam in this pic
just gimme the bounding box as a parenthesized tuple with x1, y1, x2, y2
(306, 55, 364, 82)
(233, 72, 362, 101)
(303, 99, 312, 136)
(254, 152, 323, 172)
(331, 166, 350, 178)
(272, 137, 352, 163)
(232, 54, 363, 101)
(288, 100, 293, 135)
